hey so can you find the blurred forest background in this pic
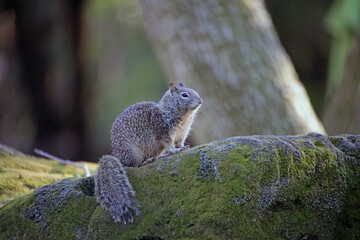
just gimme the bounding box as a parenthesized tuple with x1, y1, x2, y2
(0, 0, 359, 162)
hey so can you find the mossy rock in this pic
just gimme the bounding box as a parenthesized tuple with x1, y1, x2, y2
(0, 133, 359, 239)
(0, 146, 98, 204)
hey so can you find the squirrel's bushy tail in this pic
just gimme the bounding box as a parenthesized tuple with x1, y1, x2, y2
(95, 155, 140, 224)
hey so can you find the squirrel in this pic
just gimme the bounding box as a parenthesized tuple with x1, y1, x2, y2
(95, 82, 203, 224)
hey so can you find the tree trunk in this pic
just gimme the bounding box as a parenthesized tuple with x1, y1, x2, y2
(140, 0, 325, 144)
(323, 34, 360, 134)
(1, 0, 89, 160)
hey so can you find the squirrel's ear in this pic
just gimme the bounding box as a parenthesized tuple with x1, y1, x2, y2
(170, 82, 177, 94)
(179, 82, 184, 87)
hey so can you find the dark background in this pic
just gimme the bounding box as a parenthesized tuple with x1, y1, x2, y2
(0, 0, 357, 162)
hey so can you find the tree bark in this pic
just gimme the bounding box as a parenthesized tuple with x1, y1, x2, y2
(140, 0, 325, 144)
(323, 34, 360, 134)
(1, 0, 89, 160)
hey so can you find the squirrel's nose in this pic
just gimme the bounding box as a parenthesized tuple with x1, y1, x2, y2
(199, 99, 203, 105)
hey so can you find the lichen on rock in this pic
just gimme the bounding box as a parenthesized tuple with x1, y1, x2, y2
(0, 133, 359, 239)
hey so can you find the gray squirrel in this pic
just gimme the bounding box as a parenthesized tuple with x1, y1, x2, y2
(95, 82, 203, 224)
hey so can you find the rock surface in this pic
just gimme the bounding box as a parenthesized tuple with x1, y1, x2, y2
(0, 133, 359, 239)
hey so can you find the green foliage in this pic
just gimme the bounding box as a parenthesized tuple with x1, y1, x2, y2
(325, 0, 360, 96)
(326, 0, 360, 34)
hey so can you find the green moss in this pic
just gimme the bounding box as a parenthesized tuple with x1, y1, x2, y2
(0, 134, 359, 239)
(87, 207, 120, 239)
(0, 193, 43, 239)
(335, 150, 360, 239)
(0, 154, 98, 203)
(95, 137, 347, 239)
(47, 197, 98, 239)
(329, 136, 343, 147)
(313, 139, 326, 147)
(0, 181, 99, 239)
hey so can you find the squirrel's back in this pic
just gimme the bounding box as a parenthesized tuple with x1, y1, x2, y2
(111, 101, 168, 167)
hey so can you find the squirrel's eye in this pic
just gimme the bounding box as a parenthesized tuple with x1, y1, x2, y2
(181, 92, 189, 98)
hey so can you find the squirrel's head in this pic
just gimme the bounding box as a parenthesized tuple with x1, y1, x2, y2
(161, 82, 203, 112)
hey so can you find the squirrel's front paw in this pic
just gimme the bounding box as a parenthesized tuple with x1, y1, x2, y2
(176, 145, 190, 152)
(163, 145, 190, 156)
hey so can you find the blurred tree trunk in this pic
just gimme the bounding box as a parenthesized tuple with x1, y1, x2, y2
(140, 0, 325, 144)
(322, 34, 360, 134)
(2, 0, 89, 160)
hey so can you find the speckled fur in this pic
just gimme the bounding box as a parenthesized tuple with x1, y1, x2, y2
(95, 83, 202, 224)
